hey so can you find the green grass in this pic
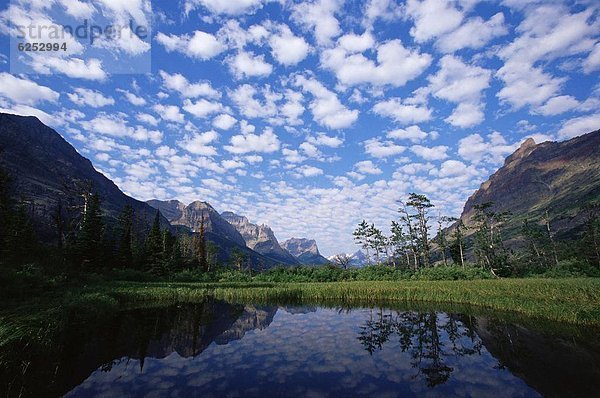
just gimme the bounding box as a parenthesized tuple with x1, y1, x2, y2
(1, 278, 599, 353)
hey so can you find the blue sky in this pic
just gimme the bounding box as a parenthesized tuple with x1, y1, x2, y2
(0, 0, 598, 255)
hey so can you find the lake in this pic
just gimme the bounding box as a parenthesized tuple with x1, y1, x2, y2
(2, 299, 600, 397)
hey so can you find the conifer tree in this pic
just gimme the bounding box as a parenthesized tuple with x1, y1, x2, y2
(145, 211, 163, 273)
(117, 204, 134, 268)
(77, 193, 104, 269)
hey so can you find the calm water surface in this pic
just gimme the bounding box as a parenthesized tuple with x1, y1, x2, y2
(3, 300, 600, 397)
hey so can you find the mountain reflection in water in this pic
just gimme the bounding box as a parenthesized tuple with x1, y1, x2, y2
(3, 299, 599, 398)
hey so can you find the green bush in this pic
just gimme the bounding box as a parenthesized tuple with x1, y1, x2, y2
(542, 259, 600, 278)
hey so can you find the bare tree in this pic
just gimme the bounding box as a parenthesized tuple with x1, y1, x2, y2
(332, 253, 352, 269)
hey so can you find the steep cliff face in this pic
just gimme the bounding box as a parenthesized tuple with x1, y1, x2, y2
(282, 238, 329, 265)
(457, 130, 600, 240)
(0, 113, 171, 243)
(221, 211, 299, 266)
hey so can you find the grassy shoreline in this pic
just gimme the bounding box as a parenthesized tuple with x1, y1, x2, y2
(1, 278, 599, 350)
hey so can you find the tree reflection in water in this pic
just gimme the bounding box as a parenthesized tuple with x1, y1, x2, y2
(358, 310, 483, 387)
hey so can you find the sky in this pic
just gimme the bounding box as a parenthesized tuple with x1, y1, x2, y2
(0, 0, 598, 256)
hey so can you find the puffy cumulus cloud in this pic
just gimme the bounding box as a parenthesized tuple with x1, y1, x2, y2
(0, 73, 59, 105)
(496, 61, 565, 110)
(354, 160, 382, 175)
(557, 113, 600, 140)
(434, 159, 478, 178)
(152, 104, 185, 123)
(307, 133, 344, 148)
(227, 50, 273, 79)
(137, 113, 159, 126)
(229, 84, 279, 119)
(294, 75, 358, 129)
(534, 95, 580, 116)
(156, 30, 224, 60)
(387, 125, 430, 143)
(458, 132, 519, 164)
(410, 145, 448, 161)
(496, 4, 597, 111)
(212, 113, 237, 130)
(224, 127, 281, 154)
(428, 55, 491, 127)
(117, 89, 146, 106)
(373, 98, 431, 125)
(321, 39, 432, 87)
(182, 98, 225, 119)
(362, 0, 403, 29)
(363, 138, 406, 158)
(291, 0, 343, 46)
(30, 56, 107, 81)
(282, 148, 306, 164)
(405, 0, 463, 43)
(272, 90, 305, 126)
(67, 88, 114, 108)
(184, 0, 264, 15)
(159, 70, 219, 99)
(293, 165, 324, 178)
(436, 12, 507, 53)
(268, 24, 311, 66)
(80, 113, 162, 143)
(178, 130, 219, 156)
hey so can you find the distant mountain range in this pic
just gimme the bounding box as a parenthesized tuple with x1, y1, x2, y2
(328, 250, 369, 268)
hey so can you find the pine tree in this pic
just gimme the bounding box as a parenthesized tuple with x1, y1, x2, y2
(353, 220, 371, 266)
(77, 193, 104, 269)
(449, 218, 466, 268)
(145, 211, 163, 273)
(406, 193, 434, 268)
(192, 216, 208, 271)
(117, 204, 134, 268)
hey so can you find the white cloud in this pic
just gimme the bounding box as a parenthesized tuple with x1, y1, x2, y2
(179, 130, 219, 156)
(30, 56, 107, 81)
(405, 0, 463, 43)
(428, 55, 491, 127)
(230, 84, 279, 118)
(67, 88, 114, 108)
(410, 145, 449, 161)
(355, 160, 382, 175)
(159, 70, 219, 99)
(212, 113, 237, 130)
(373, 98, 431, 125)
(156, 30, 224, 60)
(321, 39, 432, 87)
(269, 24, 310, 66)
(294, 165, 324, 178)
(458, 132, 518, 164)
(291, 0, 343, 46)
(436, 13, 507, 53)
(557, 113, 600, 139)
(583, 42, 600, 74)
(184, 0, 263, 15)
(118, 89, 146, 106)
(363, 138, 406, 158)
(307, 133, 344, 148)
(153, 104, 185, 123)
(80, 113, 162, 143)
(534, 95, 580, 116)
(387, 125, 429, 143)
(228, 51, 273, 79)
(0, 73, 59, 105)
(137, 113, 159, 126)
(294, 75, 358, 129)
(182, 98, 225, 119)
(224, 127, 281, 154)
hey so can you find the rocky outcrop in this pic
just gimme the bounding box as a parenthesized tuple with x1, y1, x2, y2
(456, 130, 600, 241)
(221, 211, 299, 266)
(282, 238, 329, 265)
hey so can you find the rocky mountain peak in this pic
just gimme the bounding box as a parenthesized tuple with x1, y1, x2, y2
(281, 238, 329, 265)
(221, 211, 298, 265)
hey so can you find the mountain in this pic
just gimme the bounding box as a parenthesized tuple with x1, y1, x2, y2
(282, 238, 329, 265)
(0, 113, 171, 243)
(455, 130, 600, 242)
(221, 211, 299, 266)
(146, 199, 280, 268)
(328, 250, 369, 268)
